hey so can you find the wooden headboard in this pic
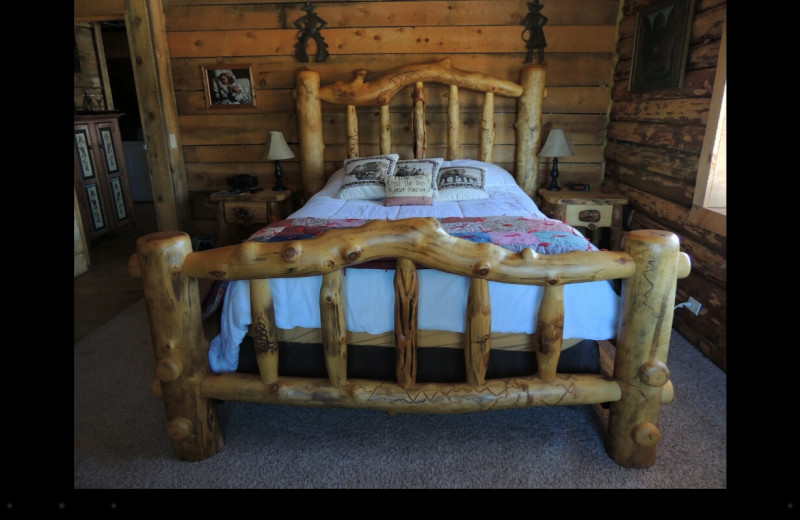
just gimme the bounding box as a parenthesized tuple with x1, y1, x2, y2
(294, 57, 546, 199)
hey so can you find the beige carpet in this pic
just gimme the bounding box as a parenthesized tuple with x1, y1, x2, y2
(69, 298, 736, 500)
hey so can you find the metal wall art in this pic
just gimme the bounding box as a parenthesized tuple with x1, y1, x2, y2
(522, 0, 548, 64)
(294, 2, 329, 63)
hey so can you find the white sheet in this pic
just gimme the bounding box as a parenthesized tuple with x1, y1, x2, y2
(208, 160, 620, 373)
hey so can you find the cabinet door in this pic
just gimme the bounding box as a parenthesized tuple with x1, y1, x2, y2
(74, 123, 111, 241)
(95, 121, 134, 228)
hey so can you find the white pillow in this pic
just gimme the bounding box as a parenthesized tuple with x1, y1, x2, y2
(435, 165, 489, 201)
(440, 159, 514, 187)
(337, 154, 399, 200)
(393, 158, 444, 195)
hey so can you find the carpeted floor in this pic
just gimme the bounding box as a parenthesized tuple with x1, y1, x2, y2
(70, 297, 732, 495)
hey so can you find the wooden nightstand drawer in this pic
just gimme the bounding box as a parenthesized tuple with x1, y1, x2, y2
(223, 201, 268, 224)
(564, 203, 613, 229)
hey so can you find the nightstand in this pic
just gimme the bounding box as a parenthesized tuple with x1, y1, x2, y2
(211, 188, 294, 245)
(538, 188, 629, 250)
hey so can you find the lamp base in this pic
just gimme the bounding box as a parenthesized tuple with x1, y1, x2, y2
(546, 158, 561, 191)
(272, 160, 287, 191)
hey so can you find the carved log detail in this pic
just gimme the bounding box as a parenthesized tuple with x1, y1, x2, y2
(447, 85, 460, 160)
(250, 278, 279, 385)
(480, 92, 495, 163)
(380, 105, 391, 155)
(134, 231, 222, 461)
(318, 57, 523, 106)
(466, 278, 491, 385)
(516, 65, 546, 198)
(412, 82, 426, 159)
(606, 229, 686, 468)
(536, 285, 564, 382)
(320, 270, 347, 388)
(394, 258, 418, 388)
(346, 104, 359, 159)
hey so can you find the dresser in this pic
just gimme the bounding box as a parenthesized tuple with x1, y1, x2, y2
(74, 113, 136, 242)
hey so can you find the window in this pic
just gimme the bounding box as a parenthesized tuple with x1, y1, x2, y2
(689, 16, 725, 236)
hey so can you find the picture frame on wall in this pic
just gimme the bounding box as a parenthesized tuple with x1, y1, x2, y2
(629, 0, 695, 92)
(203, 65, 256, 108)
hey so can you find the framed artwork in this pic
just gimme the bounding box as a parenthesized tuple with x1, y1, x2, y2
(629, 0, 695, 92)
(84, 183, 106, 231)
(110, 177, 128, 220)
(74, 128, 95, 179)
(203, 65, 256, 108)
(99, 127, 119, 173)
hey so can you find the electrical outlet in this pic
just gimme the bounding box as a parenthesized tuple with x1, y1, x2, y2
(685, 297, 703, 315)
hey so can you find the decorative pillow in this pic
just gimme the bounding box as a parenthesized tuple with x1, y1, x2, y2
(436, 165, 490, 201)
(384, 172, 434, 206)
(393, 158, 444, 196)
(337, 154, 399, 200)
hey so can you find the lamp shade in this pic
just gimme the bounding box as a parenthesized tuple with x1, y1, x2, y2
(265, 131, 295, 161)
(538, 129, 574, 158)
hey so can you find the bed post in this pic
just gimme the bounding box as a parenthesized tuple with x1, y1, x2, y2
(605, 229, 687, 468)
(296, 69, 325, 197)
(134, 231, 223, 461)
(516, 65, 546, 201)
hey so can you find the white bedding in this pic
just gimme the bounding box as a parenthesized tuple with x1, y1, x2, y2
(208, 160, 620, 373)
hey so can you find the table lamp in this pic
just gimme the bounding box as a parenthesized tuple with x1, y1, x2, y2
(539, 129, 574, 191)
(265, 130, 295, 191)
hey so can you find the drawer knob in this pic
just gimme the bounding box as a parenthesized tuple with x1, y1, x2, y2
(233, 206, 255, 226)
(578, 209, 601, 223)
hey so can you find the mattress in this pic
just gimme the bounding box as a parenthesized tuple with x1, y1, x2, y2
(208, 160, 621, 373)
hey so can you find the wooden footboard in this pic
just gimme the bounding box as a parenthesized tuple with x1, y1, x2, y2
(130, 219, 689, 467)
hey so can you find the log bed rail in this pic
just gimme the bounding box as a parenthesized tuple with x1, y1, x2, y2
(130, 219, 690, 468)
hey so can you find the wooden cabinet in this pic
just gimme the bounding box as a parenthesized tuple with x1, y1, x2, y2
(74, 113, 136, 242)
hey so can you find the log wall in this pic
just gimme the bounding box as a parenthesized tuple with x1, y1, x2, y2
(159, 0, 620, 231)
(607, 0, 726, 370)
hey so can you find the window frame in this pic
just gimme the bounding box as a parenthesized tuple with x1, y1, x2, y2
(689, 15, 726, 237)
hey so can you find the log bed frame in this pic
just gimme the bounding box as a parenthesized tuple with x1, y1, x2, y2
(130, 58, 691, 468)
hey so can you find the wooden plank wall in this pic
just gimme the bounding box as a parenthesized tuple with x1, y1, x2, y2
(608, 0, 726, 370)
(161, 0, 621, 230)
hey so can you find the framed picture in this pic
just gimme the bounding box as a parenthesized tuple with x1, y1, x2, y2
(203, 65, 256, 108)
(99, 127, 120, 173)
(109, 177, 128, 221)
(74, 128, 95, 179)
(84, 183, 106, 231)
(629, 0, 695, 92)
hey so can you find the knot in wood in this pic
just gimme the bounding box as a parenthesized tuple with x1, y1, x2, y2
(166, 417, 193, 442)
(344, 248, 362, 262)
(632, 422, 661, 447)
(282, 244, 300, 262)
(547, 278, 559, 285)
(156, 358, 183, 382)
(474, 263, 491, 277)
(638, 360, 670, 387)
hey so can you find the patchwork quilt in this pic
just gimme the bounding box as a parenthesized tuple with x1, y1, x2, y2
(247, 216, 598, 255)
